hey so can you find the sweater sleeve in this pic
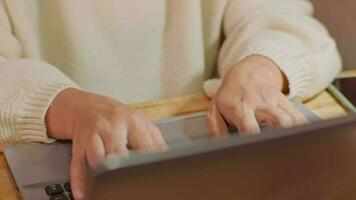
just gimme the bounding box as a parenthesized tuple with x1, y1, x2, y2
(0, 3, 78, 151)
(204, 0, 342, 100)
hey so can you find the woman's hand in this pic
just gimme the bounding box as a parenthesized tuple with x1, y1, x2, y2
(46, 89, 167, 199)
(206, 55, 307, 136)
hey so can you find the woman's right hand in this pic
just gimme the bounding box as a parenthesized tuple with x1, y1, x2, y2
(45, 89, 167, 200)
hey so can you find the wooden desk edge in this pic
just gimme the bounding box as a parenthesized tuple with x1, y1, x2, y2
(338, 69, 356, 79)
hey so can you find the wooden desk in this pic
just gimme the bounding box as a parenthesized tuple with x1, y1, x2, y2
(0, 90, 348, 200)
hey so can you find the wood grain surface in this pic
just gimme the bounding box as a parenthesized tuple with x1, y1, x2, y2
(0, 89, 349, 200)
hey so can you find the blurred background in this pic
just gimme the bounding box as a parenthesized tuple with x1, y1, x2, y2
(312, 0, 356, 70)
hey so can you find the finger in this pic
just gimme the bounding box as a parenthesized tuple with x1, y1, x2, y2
(70, 142, 86, 200)
(99, 125, 129, 157)
(256, 107, 293, 128)
(278, 99, 309, 126)
(128, 124, 155, 152)
(205, 102, 229, 137)
(229, 108, 260, 135)
(148, 122, 168, 150)
(86, 134, 106, 169)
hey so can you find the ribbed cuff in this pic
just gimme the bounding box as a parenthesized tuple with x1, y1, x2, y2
(203, 79, 222, 98)
(15, 82, 79, 144)
(233, 46, 314, 99)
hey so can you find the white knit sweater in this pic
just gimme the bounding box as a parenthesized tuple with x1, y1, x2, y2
(0, 0, 341, 150)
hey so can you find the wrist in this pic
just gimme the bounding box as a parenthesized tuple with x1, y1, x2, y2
(229, 55, 288, 92)
(45, 88, 82, 139)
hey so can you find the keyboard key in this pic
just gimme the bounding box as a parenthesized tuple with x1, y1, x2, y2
(64, 182, 71, 192)
(50, 194, 68, 200)
(45, 184, 63, 195)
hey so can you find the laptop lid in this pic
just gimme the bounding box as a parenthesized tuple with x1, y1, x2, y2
(87, 113, 356, 200)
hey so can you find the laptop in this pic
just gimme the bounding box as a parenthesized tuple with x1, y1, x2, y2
(6, 99, 353, 200)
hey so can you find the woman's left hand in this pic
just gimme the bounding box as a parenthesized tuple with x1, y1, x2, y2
(206, 55, 308, 136)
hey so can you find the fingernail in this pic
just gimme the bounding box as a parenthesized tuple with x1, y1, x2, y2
(74, 189, 84, 199)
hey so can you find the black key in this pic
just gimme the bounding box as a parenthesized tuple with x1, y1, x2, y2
(49, 194, 68, 200)
(45, 184, 64, 195)
(64, 182, 71, 192)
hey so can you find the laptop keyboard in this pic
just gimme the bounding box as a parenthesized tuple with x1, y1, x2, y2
(45, 182, 73, 200)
